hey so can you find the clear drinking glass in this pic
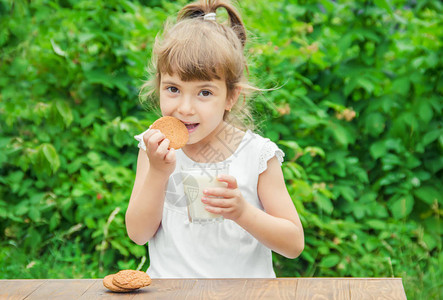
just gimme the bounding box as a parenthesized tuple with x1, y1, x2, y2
(180, 164, 229, 224)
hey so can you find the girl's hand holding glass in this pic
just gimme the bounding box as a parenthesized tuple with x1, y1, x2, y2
(201, 174, 247, 221)
(143, 129, 176, 176)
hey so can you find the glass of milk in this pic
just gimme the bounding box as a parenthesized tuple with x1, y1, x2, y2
(181, 164, 229, 224)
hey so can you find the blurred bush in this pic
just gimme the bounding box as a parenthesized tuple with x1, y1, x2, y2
(0, 0, 441, 298)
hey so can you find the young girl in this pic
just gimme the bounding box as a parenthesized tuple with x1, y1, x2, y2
(126, 0, 304, 278)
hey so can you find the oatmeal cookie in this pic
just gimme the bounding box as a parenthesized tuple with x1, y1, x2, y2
(150, 116, 189, 149)
(112, 270, 152, 290)
(103, 274, 134, 293)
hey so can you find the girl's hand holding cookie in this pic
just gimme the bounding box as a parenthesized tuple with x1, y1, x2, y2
(143, 129, 176, 176)
(142, 116, 189, 177)
(201, 174, 248, 221)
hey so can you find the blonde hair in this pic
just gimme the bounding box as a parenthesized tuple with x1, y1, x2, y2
(139, 0, 258, 131)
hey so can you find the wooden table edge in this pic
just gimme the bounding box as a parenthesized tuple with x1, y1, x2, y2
(0, 277, 404, 280)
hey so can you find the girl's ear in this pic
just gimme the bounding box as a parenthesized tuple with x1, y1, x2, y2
(226, 86, 242, 111)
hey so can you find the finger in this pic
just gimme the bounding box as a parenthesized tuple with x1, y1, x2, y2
(204, 205, 224, 215)
(144, 129, 158, 146)
(203, 187, 235, 198)
(202, 197, 231, 208)
(157, 138, 170, 157)
(216, 174, 238, 189)
(146, 131, 165, 151)
(164, 148, 175, 163)
(143, 129, 158, 145)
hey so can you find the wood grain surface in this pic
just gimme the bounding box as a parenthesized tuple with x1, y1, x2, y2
(349, 278, 408, 300)
(295, 278, 350, 300)
(0, 278, 407, 300)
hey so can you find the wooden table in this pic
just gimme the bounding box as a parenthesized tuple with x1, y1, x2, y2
(0, 278, 407, 299)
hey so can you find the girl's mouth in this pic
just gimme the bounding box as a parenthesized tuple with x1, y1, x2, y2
(184, 123, 199, 133)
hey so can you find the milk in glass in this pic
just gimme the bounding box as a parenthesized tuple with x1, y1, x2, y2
(181, 165, 228, 224)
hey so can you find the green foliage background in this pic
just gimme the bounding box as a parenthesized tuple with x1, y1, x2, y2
(0, 0, 442, 298)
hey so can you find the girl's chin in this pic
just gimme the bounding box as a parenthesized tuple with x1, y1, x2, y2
(184, 135, 195, 145)
(184, 134, 204, 147)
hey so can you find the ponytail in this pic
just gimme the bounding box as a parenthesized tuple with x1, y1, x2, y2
(178, 0, 246, 48)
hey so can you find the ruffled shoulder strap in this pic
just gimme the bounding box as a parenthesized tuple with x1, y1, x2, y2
(258, 139, 285, 174)
(134, 128, 150, 151)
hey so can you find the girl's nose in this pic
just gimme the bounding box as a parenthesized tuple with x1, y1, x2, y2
(177, 96, 195, 115)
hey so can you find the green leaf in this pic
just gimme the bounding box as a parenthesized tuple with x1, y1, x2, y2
(283, 167, 294, 180)
(318, 246, 330, 255)
(320, 254, 340, 268)
(357, 77, 374, 94)
(315, 194, 334, 214)
(378, 172, 406, 186)
(414, 186, 441, 205)
(374, 0, 393, 15)
(110, 240, 130, 256)
(336, 185, 356, 202)
(24, 228, 42, 254)
(50, 39, 67, 57)
(84, 69, 115, 89)
(301, 251, 315, 263)
(365, 236, 380, 252)
(36, 143, 60, 174)
(329, 123, 353, 147)
(85, 217, 96, 229)
(304, 146, 325, 158)
(381, 154, 402, 171)
(391, 77, 410, 96)
(266, 130, 279, 141)
(319, 0, 335, 14)
(389, 194, 414, 219)
(130, 245, 147, 258)
(42, 144, 60, 173)
(49, 213, 61, 231)
(55, 101, 73, 127)
(344, 77, 357, 97)
(352, 202, 366, 219)
(365, 219, 386, 230)
(284, 162, 304, 179)
(421, 129, 442, 147)
(15, 203, 29, 216)
(417, 101, 433, 123)
(290, 180, 313, 202)
(405, 153, 421, 169)
(113, 129, 129, 147)
(78, 33, 96, 43)
(385, 139, 403, 153)
(365, 112, 385, 137)
(370, 140, 386, 159)
(279, 140, 302, 153)
(422, 233, 437, 251)
(29, 207, 41, 222)
(86, 152, 102, 167)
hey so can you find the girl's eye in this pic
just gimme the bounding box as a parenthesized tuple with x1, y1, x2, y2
(199, 90, 212, 97)
(167, 86, 179, 94)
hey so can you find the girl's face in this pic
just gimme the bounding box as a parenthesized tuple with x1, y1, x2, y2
(159, 73, 234, 147)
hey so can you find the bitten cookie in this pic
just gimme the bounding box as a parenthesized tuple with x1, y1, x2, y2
(150, 116, 189, 149)
(103, 274, 134, 293)
(112, 270, 152, 290)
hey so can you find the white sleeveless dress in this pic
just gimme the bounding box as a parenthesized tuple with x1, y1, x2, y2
(134, 129, 285, 278)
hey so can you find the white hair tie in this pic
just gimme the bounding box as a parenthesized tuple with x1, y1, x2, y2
(203, 12, 216, 21)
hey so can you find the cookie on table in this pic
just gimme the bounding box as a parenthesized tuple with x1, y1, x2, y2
(150, 116, 189, 149)
(112, 270, 152, 290)
(103, 274, 134, 293)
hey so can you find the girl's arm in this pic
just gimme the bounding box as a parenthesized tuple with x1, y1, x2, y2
(241, 157, 304, 258)
(203, 157, 304, 258)
(125, 130, 175, 245)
